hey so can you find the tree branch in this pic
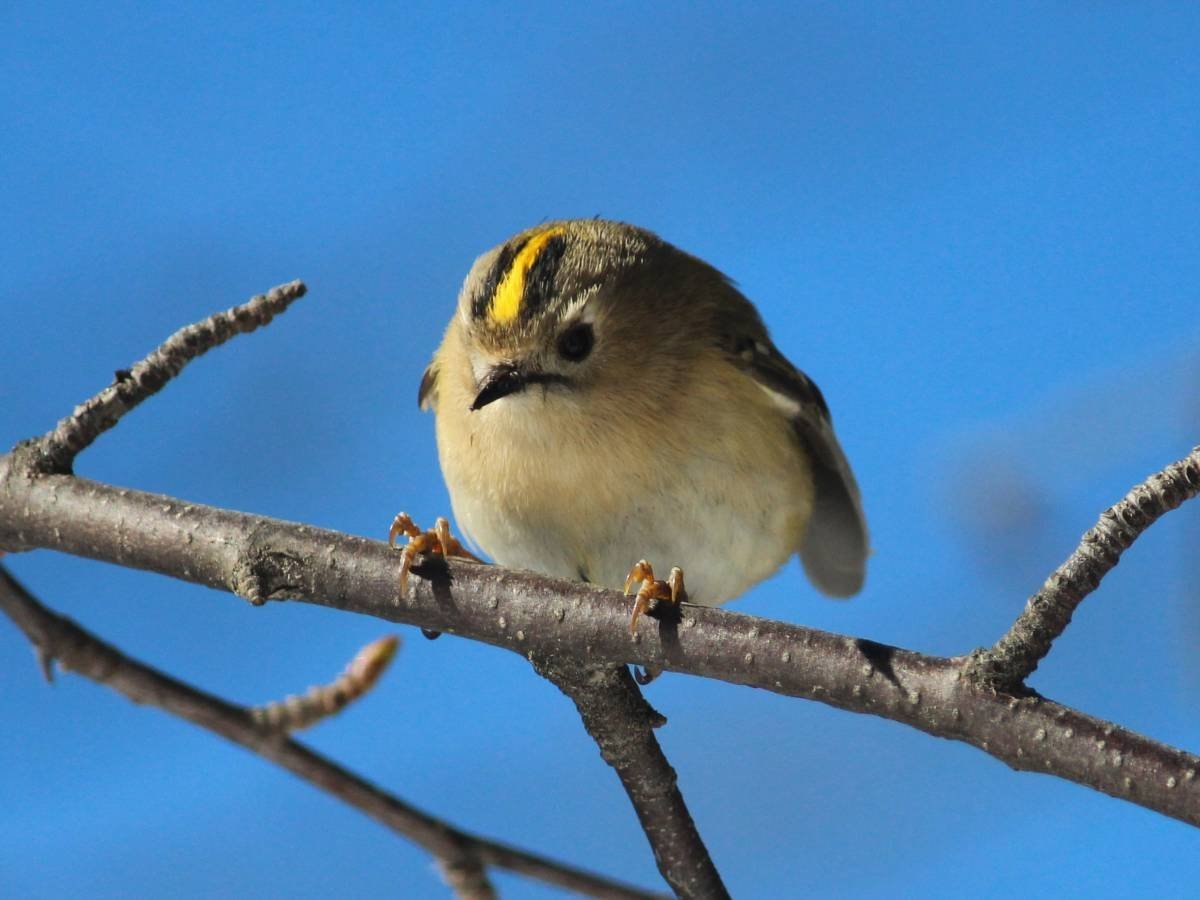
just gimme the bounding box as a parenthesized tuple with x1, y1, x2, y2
(968, 445, 1200, 689)
(532, 656, 730, 900)
(0, 564, 664, 900)
(3, 463, 1198, 827)
(25, 280, 307, 475)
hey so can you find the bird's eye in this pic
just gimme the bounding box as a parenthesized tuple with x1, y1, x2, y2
(556, 322, 594, 362)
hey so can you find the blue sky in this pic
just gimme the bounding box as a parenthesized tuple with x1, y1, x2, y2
(2, 3, 1199, 897)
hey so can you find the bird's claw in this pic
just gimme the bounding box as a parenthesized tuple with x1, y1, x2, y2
(388, 513, 479, 596)
(623, 559, 685, 635)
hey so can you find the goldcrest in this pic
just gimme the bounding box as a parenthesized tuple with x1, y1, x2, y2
(417, 219, 867, 624)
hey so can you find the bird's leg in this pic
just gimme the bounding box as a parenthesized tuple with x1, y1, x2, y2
(388, 512, 480, 595)
(623, 559, 686, 635)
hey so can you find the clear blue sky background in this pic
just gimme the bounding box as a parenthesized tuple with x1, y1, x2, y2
(3, 4, 1199, 897)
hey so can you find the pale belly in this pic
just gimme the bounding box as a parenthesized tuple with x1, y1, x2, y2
(445, 440, 810, 606)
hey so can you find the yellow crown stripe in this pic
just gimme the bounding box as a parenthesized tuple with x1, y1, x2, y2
(489, 226, 566, 325)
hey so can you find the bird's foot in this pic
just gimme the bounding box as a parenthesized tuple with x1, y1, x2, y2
(388, 513, 480, 595)
(623, 559, 685, 635)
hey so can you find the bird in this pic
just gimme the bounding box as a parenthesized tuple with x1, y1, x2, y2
(399, 218, 868, 632)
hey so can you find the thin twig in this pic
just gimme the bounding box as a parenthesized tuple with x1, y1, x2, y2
(25, 280, 307, 474)
(967, 445, 1200, 689)
(251, 634, 400, 732)
(2, 468, 1198, 828)
(532, 657, 730, 900)
(0, 564, 666, 900)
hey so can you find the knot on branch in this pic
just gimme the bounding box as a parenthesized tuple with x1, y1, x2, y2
(437, 852, 496, 900)
(230, 546, 308, 606)
(7, 439, 64, 479)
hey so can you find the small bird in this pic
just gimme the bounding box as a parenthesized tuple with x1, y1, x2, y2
(409, 219, 867, 631)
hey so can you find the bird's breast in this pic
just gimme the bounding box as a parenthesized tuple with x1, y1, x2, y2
(433, 375, 812, 606)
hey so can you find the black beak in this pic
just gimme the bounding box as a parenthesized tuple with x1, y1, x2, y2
(471, 364, 530, 411)
(470, 364, 567, 411)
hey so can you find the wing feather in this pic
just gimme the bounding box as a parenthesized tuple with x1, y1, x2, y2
(727, 333, 868, 597)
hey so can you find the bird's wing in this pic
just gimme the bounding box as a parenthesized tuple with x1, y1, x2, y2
(727, 334, 869, 597)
